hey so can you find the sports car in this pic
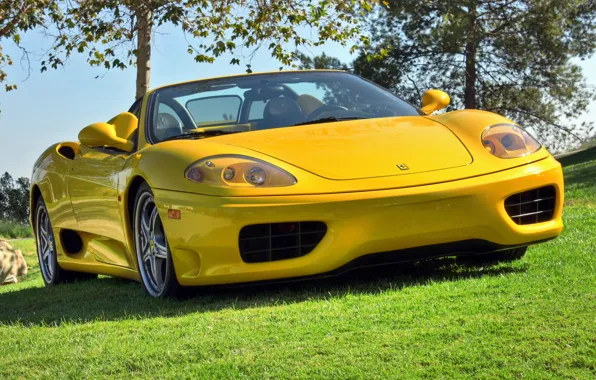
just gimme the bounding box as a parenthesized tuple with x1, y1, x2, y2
(31, 70, 564, 297)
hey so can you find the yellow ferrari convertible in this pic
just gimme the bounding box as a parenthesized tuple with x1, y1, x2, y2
(31, 70, 564, 297)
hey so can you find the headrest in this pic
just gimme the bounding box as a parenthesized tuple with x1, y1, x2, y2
(244, 86, 286, 101)
(264, 97, 302, 117)
(107, 112, 138, 140)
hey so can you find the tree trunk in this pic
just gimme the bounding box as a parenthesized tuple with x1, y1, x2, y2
(464, 41, 477, 109)
(135, 7, 152, 100)
(464, 1, 478, 109)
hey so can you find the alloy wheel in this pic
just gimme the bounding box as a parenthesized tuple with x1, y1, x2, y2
(36, 204, 56, 283)
(135, 191, 170, 296)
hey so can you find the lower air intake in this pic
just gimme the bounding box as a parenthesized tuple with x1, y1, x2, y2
(505, 186, 556, 225)
(239, 222, 327, 263)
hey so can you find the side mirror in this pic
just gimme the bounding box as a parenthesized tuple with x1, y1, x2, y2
(79, 112, 138, 152)
(79, 122, 134, 152)
(420, 89, 450, 115)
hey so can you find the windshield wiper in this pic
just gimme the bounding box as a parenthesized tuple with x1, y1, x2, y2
(293, 117, 365, 126)
(161, 129, 242, 142)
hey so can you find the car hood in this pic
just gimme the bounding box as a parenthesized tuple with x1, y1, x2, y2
(212, 116, 472, 180)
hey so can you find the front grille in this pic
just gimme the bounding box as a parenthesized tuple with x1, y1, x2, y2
(504, 186, 556, 225)
(239, 222, 327, 263)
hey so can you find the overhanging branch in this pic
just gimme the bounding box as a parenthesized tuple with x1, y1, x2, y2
(489, 107, 583, 140)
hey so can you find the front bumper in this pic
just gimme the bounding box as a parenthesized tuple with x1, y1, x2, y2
(154, 156, 564, 286)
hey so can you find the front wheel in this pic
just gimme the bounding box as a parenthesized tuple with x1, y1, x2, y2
(133, 183, 180, 298)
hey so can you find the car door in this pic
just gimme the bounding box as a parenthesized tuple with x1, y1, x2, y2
(67, 99, 143, 267)
(68, 146, 127, 244)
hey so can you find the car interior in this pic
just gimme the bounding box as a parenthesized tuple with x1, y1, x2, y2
(151, 84, 330, 143)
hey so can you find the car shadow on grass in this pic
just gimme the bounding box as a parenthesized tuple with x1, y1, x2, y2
(0, 257, 527, 326)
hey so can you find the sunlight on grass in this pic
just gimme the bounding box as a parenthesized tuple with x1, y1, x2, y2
(1, 151, 595, 378)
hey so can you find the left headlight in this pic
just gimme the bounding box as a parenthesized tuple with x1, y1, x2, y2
(185, 155, 297, 187)
(481, 124, 541, 158)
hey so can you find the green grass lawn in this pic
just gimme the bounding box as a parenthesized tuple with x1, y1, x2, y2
(1, 150, 595, 379)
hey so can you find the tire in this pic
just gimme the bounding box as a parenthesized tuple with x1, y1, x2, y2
(133, 183, 180, 298)
(457, 247, 528, 265)
(35, 197, 97, 285)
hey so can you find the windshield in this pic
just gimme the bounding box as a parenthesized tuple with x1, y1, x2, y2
(148, 71, 420, 143)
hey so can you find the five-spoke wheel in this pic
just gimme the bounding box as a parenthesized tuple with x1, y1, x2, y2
(133, 183, 179, 297)
(36, 200, 57, 284)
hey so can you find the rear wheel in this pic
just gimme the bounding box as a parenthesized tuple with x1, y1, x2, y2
(457, 247, 528, 265)
(133, 183, 180, 298)
(35, 197, 97, 285)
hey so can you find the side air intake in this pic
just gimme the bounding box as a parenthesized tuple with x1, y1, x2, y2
(239, 222, 327, 263)
(505, 186, 556, 225)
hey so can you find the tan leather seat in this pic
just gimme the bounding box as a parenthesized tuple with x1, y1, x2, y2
(297, 94, 324, 116)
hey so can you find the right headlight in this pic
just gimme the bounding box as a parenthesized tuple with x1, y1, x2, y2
(185, 155, 297, 188)
(481, 124, 541, 158)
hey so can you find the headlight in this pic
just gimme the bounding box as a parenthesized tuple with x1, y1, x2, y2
(185, 155, 297, 187)
(481, 124, 541, 158)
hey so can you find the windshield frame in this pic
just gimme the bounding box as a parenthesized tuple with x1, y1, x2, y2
(144, 71, 422, 145)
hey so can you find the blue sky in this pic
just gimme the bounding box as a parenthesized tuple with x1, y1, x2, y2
(1, 26, 595, 178)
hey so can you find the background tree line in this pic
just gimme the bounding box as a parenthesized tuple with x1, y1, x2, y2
(0, 172, 30, 225)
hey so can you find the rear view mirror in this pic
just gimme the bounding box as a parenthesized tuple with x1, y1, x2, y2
(186, 95, 242, 124)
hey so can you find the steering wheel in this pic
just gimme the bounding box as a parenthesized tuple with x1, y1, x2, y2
(307, 105, 349, 121)
(155, 113, 183, 141)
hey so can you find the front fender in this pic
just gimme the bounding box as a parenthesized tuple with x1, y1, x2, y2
(429, 109, 552, 171)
